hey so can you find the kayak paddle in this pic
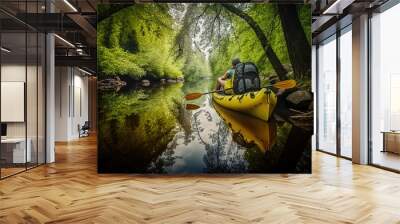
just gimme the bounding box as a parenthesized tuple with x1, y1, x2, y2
(271, 79, 297, 90)
(185, 90, 225, 100)
(185, 104, 201, 110)
(184, 79, 297, 101)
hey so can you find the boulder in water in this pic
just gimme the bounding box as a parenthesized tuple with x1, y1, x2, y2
(285, 90, 312, 110)
(142, 79, 151, 87)
(98, 77, 126, 91)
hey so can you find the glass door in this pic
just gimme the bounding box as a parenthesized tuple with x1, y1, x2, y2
(1, 30, 28, 178)
(339, 26, 352, 158)
(370, 3, 400, 171)
(0, 1, 47, 179)
(317, 35, 337, 154)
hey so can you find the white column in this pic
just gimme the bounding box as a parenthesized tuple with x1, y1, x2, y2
(352, 14, 369, 164)
(45, 0, 55, 163)
(46, 33, 55, 163)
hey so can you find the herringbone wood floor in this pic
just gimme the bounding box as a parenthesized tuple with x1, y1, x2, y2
(1, 136, 400, 224)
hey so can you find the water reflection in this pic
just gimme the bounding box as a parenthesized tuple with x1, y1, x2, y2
(98, 81, 283, 173)
(213, 102, 277, 153)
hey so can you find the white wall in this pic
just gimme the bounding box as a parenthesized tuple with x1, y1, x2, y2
(55, 66, 89, 141)
(72, 72, 89, 138)
(1, 64, 26, 81)
(1, 82, 25, 122)
(55, 66, 70, 141)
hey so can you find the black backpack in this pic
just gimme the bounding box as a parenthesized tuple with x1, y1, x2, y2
(233, 62, 261, 94)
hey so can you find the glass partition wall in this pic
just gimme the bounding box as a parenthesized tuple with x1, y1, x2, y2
(339, 26, 352, 159)
(317, 35, 337, 154)
(0, 1, 46, 179)
(370, 3, 400, 171)
(316, 25, 353, 159)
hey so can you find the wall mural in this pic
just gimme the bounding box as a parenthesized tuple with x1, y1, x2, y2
(97, 3, 312, 173)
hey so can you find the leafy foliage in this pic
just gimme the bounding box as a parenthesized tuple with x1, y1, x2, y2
(98, 4, 181, 79)
(98, 4, 210, 80)
(98, 3, 310, 83)
(208, 4, 311, 82)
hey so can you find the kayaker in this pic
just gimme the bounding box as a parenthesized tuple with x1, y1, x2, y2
(215, 58, 241, 93)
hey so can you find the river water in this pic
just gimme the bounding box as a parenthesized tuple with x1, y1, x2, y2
(98, 80, 302, 173)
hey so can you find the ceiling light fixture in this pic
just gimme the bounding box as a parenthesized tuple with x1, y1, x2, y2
(323, 0, 342, 14)
(78, 67, 92, 76)
(322, 0, 355, 15)
(1, 47, 11, 53)
(54, 34, 75, 48)
(76, 48, 85, 56)
(63, 0, 78, 12)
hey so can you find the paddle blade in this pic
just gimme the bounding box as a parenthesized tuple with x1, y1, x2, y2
(185, 92, 203, 100)
(273, 79, 297, 90)
(185, 104, 200, 110)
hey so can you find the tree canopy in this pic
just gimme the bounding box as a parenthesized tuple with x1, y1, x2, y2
(97, 3, 311, 84)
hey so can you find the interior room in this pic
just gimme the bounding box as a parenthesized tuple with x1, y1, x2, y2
(0, 0, 399, 223)
(370, 2, 400, 171)
(0, 10, 46, 177)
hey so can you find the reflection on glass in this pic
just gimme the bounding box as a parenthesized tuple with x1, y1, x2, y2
(371, 4, 400, 171)
(1, 31, 27, 177)
(317, 35, 337, 154)
(340, 27, 352, 158)
(0, 1, 47, 179)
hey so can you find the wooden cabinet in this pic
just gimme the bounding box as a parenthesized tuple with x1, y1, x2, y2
(382, 132, 400, 154)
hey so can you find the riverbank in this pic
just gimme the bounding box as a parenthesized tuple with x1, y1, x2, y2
(98, 75, 185, 91)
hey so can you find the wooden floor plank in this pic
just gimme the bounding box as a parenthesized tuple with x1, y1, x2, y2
(0, 135, 399, 223)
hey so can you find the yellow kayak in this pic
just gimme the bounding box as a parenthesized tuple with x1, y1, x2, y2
(213, 102, 276, 152)
(212, 88, 277, 122)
